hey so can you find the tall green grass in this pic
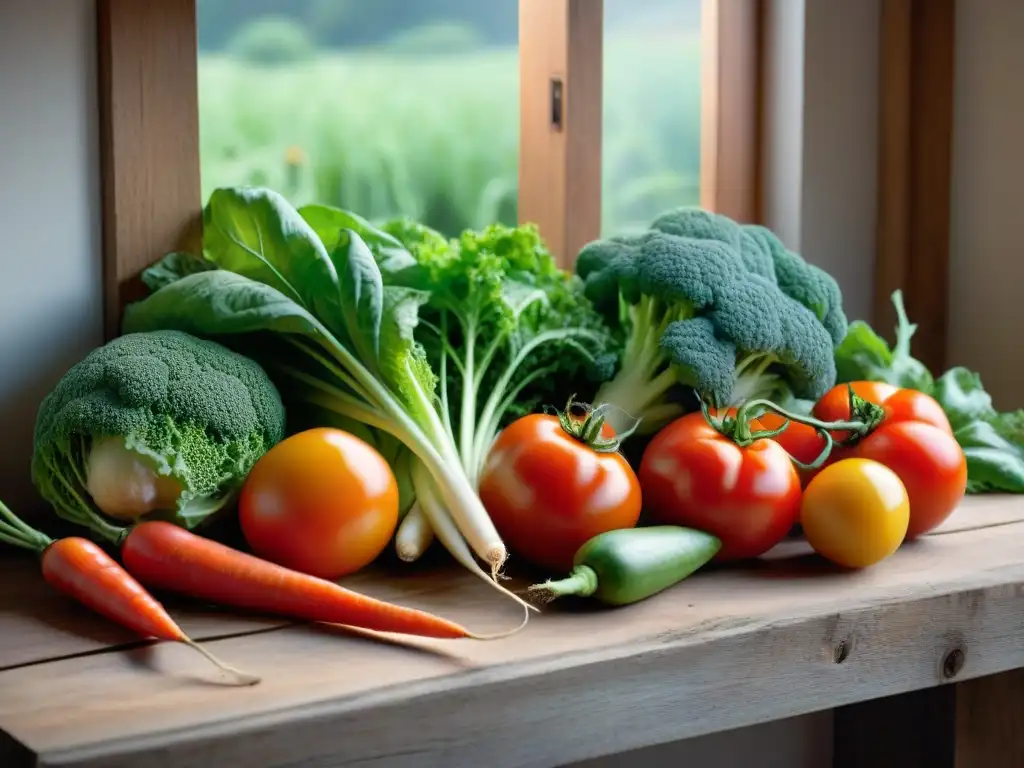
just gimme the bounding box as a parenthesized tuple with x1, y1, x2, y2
(197, 34, 701, 238)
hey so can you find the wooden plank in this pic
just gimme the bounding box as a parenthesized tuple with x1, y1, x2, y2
(0, 495, 1013, 671)
(96, 0, 202, 339)
(700, 0, 762, 223)
(518, 0, 602, 268)
(0, 551, 284, 672)
(2, 498, 1024, 767)
(873, 0, 956, 371)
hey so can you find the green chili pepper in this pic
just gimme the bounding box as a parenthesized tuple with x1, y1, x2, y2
(527, 525, 721, 606)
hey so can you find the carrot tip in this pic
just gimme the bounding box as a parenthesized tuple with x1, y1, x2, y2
(181, 637, 262, 687)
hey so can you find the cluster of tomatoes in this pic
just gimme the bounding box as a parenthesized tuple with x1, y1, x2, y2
(639, 382, 968, 569)
(479, 382, 968, 574)
(234, 382, 968, 582)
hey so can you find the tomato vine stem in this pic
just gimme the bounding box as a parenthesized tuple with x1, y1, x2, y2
(550, 394, 640, 453)
(702, 386, 886, 470)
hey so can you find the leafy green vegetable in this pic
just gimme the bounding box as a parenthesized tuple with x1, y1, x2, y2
(931, 368, 1024, 493)
(835, 291, 1024, 493)
(832, 289, 933, 392)
(31, 329, 286, 542)
(122, 186, 597, 610)
(371, 215, 615, 485)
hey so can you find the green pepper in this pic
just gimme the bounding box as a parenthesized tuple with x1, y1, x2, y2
(527, 525, 721, 606)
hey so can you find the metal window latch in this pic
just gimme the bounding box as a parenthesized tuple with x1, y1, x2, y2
(551, 78, 564, 130)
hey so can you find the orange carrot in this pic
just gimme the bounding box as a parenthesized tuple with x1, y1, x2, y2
(0, 500, 258, 685)
(121, 521, 525, 640)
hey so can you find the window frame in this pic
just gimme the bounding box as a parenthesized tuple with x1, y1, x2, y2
(94, 0, 955, 368)
(95, 0, 764, 325)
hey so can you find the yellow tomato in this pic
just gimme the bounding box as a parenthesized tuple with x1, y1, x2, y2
(800, 458, 910, 568)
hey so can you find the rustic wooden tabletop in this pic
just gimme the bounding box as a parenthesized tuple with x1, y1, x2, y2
(2, 496, 1022, 768)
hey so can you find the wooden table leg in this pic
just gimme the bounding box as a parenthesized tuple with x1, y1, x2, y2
(834, 685, 956, 768)
(954, 669, 1024, 767)
(834, 669, 1024, 768)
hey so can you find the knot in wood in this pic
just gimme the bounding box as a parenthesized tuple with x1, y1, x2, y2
(943, 647, 965, 679)
(833, 641, 849, 664)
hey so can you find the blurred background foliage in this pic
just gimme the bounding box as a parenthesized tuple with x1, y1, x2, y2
(197, 0, 702, 238)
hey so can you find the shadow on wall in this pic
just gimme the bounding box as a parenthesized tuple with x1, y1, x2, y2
(0, 306, 102, 525)
(0, 0, 105, 522)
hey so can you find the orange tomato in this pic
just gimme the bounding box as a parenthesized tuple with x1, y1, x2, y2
(479, 413, 641, 572)
(238, 427, 399, 580)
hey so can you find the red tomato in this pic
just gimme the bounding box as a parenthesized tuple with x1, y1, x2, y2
(238, 427, 399, 580)
(638, 411, 802, 562)
(812, 383, 964, 538)
(478, 414, 642, 572)
(813, 382, 951, 438)
(854, 421, 966, 538)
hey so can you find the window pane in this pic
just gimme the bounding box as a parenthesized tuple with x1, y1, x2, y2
(602, 0, 702, 235)
(197, 1, 519, 238)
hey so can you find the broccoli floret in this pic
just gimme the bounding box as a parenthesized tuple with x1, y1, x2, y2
(31, 330, 285, 542)
(651, 207, 778, 283)
(649, 207, 848, 346)
(741, 224, 848, 346)
(576, 221, 841, 434)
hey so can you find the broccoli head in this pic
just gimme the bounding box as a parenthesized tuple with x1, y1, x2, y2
(31, 330, 285, 542)
(576, 214, 844, 434)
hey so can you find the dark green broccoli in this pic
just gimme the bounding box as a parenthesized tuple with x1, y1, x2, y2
(32, 330, 285, 542)
(651, 208, 848, 345)
(576, 212, 845, 434)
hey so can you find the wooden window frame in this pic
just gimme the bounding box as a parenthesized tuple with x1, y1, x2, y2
(518, 0, 763, 267)
(97, 0, 763, 320)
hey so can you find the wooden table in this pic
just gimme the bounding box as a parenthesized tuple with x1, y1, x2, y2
(2, 496, 1024, 768)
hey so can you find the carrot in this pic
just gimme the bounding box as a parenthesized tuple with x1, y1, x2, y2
(120, 521, 527, 640)
(0, 499, 258, 686)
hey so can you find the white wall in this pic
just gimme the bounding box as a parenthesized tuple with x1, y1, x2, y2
(0, 0, 103, 516)
(761, 0, 880, 325)
(949, 0, 1024, 410)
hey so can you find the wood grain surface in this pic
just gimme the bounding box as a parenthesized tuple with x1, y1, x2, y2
(0, 496, 1022, 767)
(96, 0, 202, 340)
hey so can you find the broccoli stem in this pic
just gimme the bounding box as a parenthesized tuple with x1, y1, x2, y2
(592, 296, 692, 432)
(729, 352, 783, 406)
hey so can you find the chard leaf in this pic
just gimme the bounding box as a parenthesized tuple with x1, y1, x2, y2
(203, 187, 347, 336)
(331, 230, 384, 373)
(123, 270, 325, 341)
(833, 320, 892, 383)
(954, 420, 1024, 493)
(833, 292, 933, 392)
(298, 203, 415, 273)
(933, 367, 997, 431)
(141, 251, 216, 292)
(378, 286, 437, 419)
